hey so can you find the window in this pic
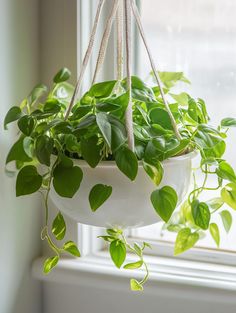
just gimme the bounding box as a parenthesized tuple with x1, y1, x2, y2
(75, 0, 236, 263)
(129, 0, 236, 262)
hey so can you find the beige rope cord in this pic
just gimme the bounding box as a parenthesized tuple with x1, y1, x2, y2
(130, 0, 181, 140)
(65, 0, 181, 150)
(124, 0, 135, 151)
(92, 0, 120, 84)
(116, 0, 124, 81)
(64, 0, 105, 120)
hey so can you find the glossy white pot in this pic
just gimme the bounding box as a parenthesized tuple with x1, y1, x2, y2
(49, 151, 196, 229)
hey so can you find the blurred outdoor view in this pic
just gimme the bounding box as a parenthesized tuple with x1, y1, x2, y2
(134, 0, 236, 252)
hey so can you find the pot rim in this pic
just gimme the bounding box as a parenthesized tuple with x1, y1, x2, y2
(64, 150, 198, 168)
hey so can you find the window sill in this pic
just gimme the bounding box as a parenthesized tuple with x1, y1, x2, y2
(32, 252, 236, 293)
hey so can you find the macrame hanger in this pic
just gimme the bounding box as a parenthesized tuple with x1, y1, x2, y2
(65, 0, 105, 120)
(65, 0, 181, 151)
(92, 0, 120, 84)
(116, 0, 123, 81)
(124, 0, 134, 151)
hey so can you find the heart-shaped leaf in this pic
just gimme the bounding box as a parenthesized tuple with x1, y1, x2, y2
(151, 186, 178, 222)
(89, 184, 112, 212)
(16, 165, 42, 196)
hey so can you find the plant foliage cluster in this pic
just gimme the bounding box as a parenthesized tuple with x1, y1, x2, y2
(4, 68, 236, 290)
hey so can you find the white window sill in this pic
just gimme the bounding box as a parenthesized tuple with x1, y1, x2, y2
(32, 252, 236, 293)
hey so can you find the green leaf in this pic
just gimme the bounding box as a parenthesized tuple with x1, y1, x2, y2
(221, 183, 236, 210)
(16, 165, 42, 196)
(53, 158, 83, 198)
(4, 106, 22, 129)
(174, 228, 199, 255)
(6, 137, 33, 164)
(53, 68, 71, 83)
(221, 118, 236, 128)
(220, 210, 232, 233)
(115, 146, 138, 181)
(109, 240, 126, 268)
(70, 105, 92, 120)
(143, 159, 163, 186)
(108, 115, 127, 152)
(28, 84, 47, 105)
(170, 92, 189, 106)
(96, 102, 120, 112)
(209, 223, 220, 247)
(158, 71, 190, 88)
(130, 279, 143, 291)
(96, 112, 112, 147)
(81, 136, 102, 168)
(52, 212, 66, 240)
(63, 241, 81, 257)
(89, 80, 116, 98)
(43, 256, 59, 274)
(149, 108, 173, 130)
(151, 186, 178, 222)
(206, 197, 224, 211)
(191, 200, 210, 230)
(35, 135, 54, 166)
(89, 184, 112, 212)
(124, 260, 143, 269)
(17, 115, 35, 136)
(216, 161, 236, 183)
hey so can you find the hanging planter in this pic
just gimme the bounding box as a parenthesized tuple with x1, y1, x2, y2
(4, 0, 236, 291)
(50, 151, 196, 228)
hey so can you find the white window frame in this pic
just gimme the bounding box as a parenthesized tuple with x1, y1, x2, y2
(74, 0, 236, 267)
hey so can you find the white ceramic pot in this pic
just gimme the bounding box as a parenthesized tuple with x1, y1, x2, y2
(49, 151, 196, 229)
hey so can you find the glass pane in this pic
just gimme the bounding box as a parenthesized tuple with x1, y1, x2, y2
(134, 0, 236, 251)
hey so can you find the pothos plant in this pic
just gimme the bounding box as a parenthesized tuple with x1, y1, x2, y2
(4, 68, 236, 291)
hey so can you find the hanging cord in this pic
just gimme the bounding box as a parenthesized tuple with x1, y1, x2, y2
(92, 0, 120, 85)
(116, 0, 123, 81)
(130, 0, 182, 140)
(64, 0, 105, 120)
(124, 0, 135, 151)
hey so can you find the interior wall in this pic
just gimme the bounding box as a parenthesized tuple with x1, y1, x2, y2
(0, 1, 42, 313)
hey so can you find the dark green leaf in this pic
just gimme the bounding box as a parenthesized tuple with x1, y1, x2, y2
(6, 137, 32, 164)
(52, 212, 66, 240)
(63, 241, 81, 257)
(89, 80, 116, 98)
(89, 184, 112, 212)
(174, 228, 199, 255)
(151, 186, 178, 222)
(109, 240, 126, 268)
(53, 158, 83, 198)
(16, 165, 42, 196)
(4, 106, 22, 129)
(96, 102, 120, 112)
(191, 200, 210, 230)
(53, 68, 71, 83)
(81, 136, 102, 168)
(35, 135, 54, 166)
(115, 146, 138, 181)
(17, 115, 35, 136)
(96, 112, 112, 147)
(70, 105, 93, 120)
(43, 256, 59, 274)
(143, 160, 163, 186)
(220, 210, 232, 233)
(149, 108, 173, 130)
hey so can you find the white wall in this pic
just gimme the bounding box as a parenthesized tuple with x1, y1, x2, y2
(0, 1, 42, 313)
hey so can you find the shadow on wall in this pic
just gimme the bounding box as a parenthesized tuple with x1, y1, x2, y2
(0, 0, 42, 313)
